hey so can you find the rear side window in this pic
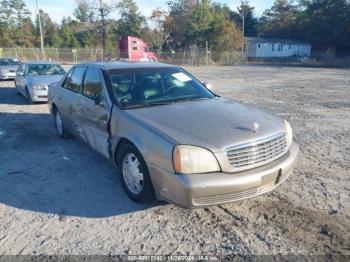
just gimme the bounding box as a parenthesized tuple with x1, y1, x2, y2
(83, 68, 102, 99)
(63, 67, 85, 93)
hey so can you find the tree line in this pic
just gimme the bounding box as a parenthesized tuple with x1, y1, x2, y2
(0, 0, 349, 56)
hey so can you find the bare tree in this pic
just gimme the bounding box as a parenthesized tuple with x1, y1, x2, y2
(150, 8, 170, 54)
(85, 0, 118, 60)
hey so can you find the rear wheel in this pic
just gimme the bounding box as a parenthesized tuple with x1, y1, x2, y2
(117, 143, 155, 203)
(54, 109, 69, 139)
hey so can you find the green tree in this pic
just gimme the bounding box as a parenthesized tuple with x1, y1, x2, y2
(150, 8, 171, 53)
(9, 0, 30, 25)
(8, 0, 32, 46)
(230, 1, 258, 37)
(298, 0, 350, 53)
(258, 0, 299, 39)
(0, 0, 14, 46)
(60, 17, 80, 48)
(116, 0, 145, 37)
(74, 0, 93, 23)
(88, 0, 118, 58)
(35, 10, 61, 47)
(166, 0, 198, 47)
(16, 17, 35, 46)
(186, 0, 215, 45)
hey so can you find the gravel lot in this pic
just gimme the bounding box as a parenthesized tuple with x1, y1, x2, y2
(0, 65, 349, 256)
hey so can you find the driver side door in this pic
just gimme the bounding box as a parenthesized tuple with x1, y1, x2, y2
(76, 67, 111, 159)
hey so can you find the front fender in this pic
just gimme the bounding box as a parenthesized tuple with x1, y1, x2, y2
(110, 106, 176, 173)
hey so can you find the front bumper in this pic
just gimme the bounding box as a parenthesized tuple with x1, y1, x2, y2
(30, 89, 48, 102)
(0, 72, 16, 80)
(150, 142, 299, 208)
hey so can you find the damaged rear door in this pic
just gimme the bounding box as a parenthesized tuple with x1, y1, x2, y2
(76, 66, 111, 159)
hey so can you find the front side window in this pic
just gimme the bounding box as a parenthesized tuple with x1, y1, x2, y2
(83, 68, 102, 99)
(63, 67, 85, 93)
(27, 64, 65, 76)
(106, 67, 215, 109)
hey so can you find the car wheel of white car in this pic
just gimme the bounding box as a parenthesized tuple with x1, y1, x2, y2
(117, 143, 155, 203)
(25, 87, 33, 104)
(54, 109, 69, 139)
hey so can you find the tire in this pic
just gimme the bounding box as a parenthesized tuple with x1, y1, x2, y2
(25, 87, 34, 104)
(14, 81, 21, 95)
(117, 143, 155, 203)
(54, 108, 69, 139)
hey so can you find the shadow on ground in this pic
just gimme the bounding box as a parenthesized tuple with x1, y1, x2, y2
(0, 85, 29, 105)
(0, 111, 161, 218)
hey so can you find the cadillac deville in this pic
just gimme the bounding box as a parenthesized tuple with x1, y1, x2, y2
(48, 62, 299, 208)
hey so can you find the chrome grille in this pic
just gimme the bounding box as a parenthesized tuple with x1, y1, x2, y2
(226, 132, 287, 170)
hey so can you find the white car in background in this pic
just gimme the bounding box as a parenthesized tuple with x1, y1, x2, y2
(15, 61, 66, 104)
(0, 58, 19, 80)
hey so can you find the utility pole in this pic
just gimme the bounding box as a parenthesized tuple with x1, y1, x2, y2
(241, 1, 246, 59)
(99, 0, 106, 61)
(36, 0, 45, 60)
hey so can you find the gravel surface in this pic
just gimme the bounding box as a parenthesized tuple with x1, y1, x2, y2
(0, 65, 349, 256)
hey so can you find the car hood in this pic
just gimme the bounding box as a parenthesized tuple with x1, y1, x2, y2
(27, 75, 64, 86)
(126, 97, 286, 152)
(0, 65, 18, 71)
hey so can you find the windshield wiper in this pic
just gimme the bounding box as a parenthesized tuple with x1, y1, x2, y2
(124, 101, 174, 109)
(178, 97, 211, 103)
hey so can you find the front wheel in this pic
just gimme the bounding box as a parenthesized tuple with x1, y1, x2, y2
(54, 109, 69, 139)
(117, 143, 155, 203)
(25, 87, 34, 104)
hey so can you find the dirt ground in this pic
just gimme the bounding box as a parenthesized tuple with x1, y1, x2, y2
(0, 65, 349, 257)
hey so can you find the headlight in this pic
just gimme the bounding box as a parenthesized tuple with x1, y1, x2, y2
(284, 120, 293, 147)
(32, 84, 47, 90)
(173, 145, 220, 174)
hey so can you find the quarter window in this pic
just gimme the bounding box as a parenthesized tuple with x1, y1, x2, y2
(83, 68, 102, 99)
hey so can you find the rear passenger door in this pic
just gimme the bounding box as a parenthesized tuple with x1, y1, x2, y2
(56, 66, 86, 136)
(76, 67, 111, 158)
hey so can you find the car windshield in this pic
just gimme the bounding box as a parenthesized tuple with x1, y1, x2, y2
(106, 67, 215, 109)
(27, 64, 65, 76)
(0, 59, 19, 66)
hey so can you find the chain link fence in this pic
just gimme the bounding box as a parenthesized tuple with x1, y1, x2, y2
(0, 47, 245, 65)
(0, 47, 349, 67)
(0, 48, 116, 64)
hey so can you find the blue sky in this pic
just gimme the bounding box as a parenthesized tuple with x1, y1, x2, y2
(25, 0, 275, 23)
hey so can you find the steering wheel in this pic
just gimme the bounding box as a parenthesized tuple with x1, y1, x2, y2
(165, 86, 179, 96)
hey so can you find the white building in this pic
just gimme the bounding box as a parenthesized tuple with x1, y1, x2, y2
(246, 37, 312, 60)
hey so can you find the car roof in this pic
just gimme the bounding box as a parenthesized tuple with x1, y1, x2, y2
(0, 57, 19, 61)
(76, 61, 177, 70)
(23, 61, 59, 65)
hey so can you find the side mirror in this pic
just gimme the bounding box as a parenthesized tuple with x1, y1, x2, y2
(17, 71, 24, 76)
(93, 93, 101, 105)
(203, 82, 213, 90)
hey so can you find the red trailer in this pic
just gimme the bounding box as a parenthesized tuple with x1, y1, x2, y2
(119, 36, 158, 62)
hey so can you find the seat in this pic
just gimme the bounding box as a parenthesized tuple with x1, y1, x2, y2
(140, 78, 161, 100)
